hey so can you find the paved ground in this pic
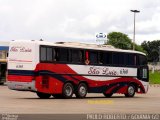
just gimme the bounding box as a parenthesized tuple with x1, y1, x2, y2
(0, 85, 159, 114)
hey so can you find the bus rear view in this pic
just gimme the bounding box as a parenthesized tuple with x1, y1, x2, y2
(7, 40, 38, 91)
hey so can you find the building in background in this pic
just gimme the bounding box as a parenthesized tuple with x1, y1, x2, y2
(0, 41, 9, 84)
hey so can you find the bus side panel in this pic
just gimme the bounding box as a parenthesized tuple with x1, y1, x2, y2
(74, 76, 145, 94)
(35, 73, 64, 94)
(116, 86, 128, 94)
(35, 63, 146, 94)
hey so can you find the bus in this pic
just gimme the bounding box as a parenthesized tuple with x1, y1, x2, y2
(7, 40, 149, 99)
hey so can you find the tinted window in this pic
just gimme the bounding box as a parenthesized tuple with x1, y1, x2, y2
(112, 53, 137, 66)
(99, 52, 112, 64)
(99, 52, 104, 64)
(71, 49, 83, 63)
(54, 48, 59, 61)
(53, 48, 56, 61)
(125, 54, 136, 66)
(89, 51, 98, 64)
(40, 47, 46, 61)
(58, 48, 69, 62)
(119, 53, 125, 65)
(47, 47, 53, 62)
(112, 53, 118, 65)
(139, 55, 147, 65)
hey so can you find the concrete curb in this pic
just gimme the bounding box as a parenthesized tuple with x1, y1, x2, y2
(149, 84, 160, 87)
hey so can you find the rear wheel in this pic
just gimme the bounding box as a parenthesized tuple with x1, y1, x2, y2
(103, 93, 113, 98)
(36, 92, 51, 99)
(62, 82, 74, 99)
(75, 83, 88, 98)
(125, 84, 136, 97)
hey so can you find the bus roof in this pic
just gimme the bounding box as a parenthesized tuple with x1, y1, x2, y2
(11, 40, 146, 56)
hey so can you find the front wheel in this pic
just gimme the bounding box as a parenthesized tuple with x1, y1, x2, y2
(36, 92, 51, 99)
(75, 83, 88, 98)
(125, 84, 136, 97)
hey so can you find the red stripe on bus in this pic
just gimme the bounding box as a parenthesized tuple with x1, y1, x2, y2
(7, 75, 33, 82)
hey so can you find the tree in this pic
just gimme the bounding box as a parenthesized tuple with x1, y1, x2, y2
(141, 40, 160, 62)
(107, 32, 132, 50)
(134, 43, 146, 54)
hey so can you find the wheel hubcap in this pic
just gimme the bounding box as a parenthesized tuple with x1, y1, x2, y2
(128, 86, 134, 95)
(65, 86, 72, 96)
(79, 86, 86, 96)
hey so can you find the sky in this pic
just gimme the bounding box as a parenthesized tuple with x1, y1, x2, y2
(0, 0, 160, 45)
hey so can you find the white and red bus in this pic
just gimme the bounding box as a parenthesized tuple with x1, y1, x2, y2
(7, 40, 149, 99)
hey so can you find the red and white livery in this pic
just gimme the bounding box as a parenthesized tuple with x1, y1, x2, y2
(7, 40, 149, 98)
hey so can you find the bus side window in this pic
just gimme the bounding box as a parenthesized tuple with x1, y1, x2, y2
(79, 50, 84, 63)
(125, 54, 135, 66)
(71, 49, 79, 63)
(119, 53, 125, 65)
(105, 52, 112, 64)
(71, 49, 83, 63)
(134, 55, 137, 65)
(112, 53, 119, 65)
(138, 55, 147, 65)
(89, 51, 98, 64)
(53, 48, 59, 61)
(99, 52, 112, 65)
(58, 48, 69, 62)
(40, 46, 47, 62)
(46, 47, 53, 62)
(98, 52, 104, 64)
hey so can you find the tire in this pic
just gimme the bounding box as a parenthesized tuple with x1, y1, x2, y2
(103, 93, 113, 98)
(62, 82, 74, 99)
(75, 83, 88, 98)
(125, 84, 136, 97)
(36, 92, 51, 99)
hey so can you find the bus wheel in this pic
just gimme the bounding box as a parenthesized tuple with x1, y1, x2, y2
(125, 84, 135, 97)
(75, 83, 88, 98)
(62, 82, 74, 99)
(103, 93, 113, 98)
(36, 92, 51, 99)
